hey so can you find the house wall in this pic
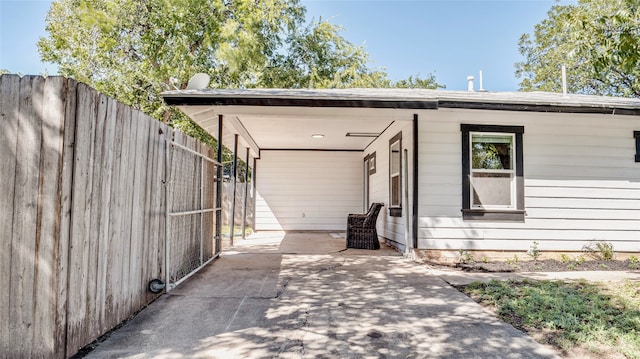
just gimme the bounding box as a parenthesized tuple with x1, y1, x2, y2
(418, 108, 640, 253)
(255, 150, 363, 230)
(364, 120, 414, 250)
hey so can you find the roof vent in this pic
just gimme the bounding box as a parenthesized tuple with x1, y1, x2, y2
(478, 70, 487, 92)
(467, 76, 475, 92)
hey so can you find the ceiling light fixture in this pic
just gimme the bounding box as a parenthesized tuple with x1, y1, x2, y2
(345, 132, 380, 137)
(311, 134, 325, 139)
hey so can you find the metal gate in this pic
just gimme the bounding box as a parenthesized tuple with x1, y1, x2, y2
(164, 138, 221, 291)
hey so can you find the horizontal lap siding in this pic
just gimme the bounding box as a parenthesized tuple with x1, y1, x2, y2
(365, 121, 413, 247)
(255, 151, 362, 231)
(418, 109, 640, 252)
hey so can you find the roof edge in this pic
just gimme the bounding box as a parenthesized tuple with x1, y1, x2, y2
(163, 96, 439, 110)
(438, 101, 640, 116)
(162, 92, 640, 116)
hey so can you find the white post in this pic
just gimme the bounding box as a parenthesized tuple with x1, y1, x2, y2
(561, 65, 568, 96)
(403, 148, 411, 257)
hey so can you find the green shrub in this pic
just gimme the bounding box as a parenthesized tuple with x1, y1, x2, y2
(582, 241, 615, 261)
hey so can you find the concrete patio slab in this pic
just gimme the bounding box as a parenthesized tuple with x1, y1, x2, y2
(86, 232, 558, 358)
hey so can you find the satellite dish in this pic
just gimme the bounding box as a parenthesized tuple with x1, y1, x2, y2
(186, 73, 210, 90)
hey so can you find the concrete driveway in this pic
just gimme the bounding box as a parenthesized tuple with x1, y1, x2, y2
(86, 232, 558, 358)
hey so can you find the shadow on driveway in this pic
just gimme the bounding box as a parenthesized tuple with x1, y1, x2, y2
(86, 232, 558, 358)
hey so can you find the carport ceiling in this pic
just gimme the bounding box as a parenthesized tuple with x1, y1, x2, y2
(164, 87, 640, 155)
(177, 105, 415, 152)
(163, 88, 440, 154)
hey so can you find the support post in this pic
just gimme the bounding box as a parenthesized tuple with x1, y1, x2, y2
(241, 147, 250, 239)
(412, 114, 419, 250)
(215, 115, 223, 253)
(229, 134, 239, 246)
(164, 133, 172, 291)
(252, 157, 257, 232)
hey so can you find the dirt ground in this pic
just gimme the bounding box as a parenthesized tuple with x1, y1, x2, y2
(434, 258, 640, 273)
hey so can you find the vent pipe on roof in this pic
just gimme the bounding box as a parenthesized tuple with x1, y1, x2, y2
(478, 70, 486, 92)
(467, 76, 475, 92)
(561, 65, 568, 97)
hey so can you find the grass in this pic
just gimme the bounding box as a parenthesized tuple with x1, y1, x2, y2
(463, 279, 640, 358)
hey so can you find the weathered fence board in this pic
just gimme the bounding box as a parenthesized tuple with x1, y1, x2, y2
(0, 75, 232, 358)
(33, 76, 66, 357)
(66, 82, 97, 354)
(0, 74, 19, 356)
(55, 77, 77, 356)
(10, 76, 44, 357)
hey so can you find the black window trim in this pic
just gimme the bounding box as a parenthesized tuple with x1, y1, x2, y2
(461, 124, 525, 222)
(634, 131, 640, 162)
(389, 132, 402, 217)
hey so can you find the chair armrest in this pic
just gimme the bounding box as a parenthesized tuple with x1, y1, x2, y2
(348, 215, 366, 227)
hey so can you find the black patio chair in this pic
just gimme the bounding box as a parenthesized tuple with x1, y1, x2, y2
(346, 203, 384, 250)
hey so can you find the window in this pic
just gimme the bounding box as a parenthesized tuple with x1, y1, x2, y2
(389, 132, 402, 217)
(461, 124, 524, 221)
(635, 131, 640, 162)
(367, 152, 376, 174)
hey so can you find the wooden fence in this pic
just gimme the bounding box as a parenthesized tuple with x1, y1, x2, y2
(0, 75, 220, 358)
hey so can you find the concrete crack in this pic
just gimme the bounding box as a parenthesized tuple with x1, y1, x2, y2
(274, 277, 290, 299)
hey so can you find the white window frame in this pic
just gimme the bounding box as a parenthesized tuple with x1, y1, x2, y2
(469, 132, 516, 210)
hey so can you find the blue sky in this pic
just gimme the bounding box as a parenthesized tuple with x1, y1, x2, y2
(1, 0, 574, 91)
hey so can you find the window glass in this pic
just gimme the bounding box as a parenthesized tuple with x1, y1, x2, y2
(390, 141, 401, 174)
(472, 134, 512, 170)
(391, 175, 400, 205)
(389, 133, 402, 215)
(471, 172, 512, 207)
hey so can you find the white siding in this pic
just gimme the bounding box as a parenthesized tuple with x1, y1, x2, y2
(418, 108, 640, 252)
(255, 151, 362, 230)
(365, 121, 414, 249)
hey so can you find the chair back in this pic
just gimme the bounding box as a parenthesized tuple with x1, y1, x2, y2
(364, 203, 384, 227)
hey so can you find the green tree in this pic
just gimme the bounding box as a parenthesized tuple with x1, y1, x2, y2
(516, 0, 640, 97)
(39, 0, 442, 152)
(392, 74, 443, 89)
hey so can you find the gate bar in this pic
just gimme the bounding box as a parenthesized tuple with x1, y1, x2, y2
(170, 141, 222, 165)
(167, 208, 219, 217)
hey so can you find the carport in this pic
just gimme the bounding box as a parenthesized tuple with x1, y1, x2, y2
(162, 88, 430, 252)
